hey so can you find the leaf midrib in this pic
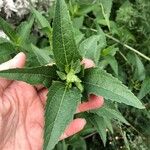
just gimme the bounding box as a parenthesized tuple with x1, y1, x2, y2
(0, 71, 52, 78)
(59, 6, 68, 67)
(83, 81, 138, 104)
(46, 86, 68, 145)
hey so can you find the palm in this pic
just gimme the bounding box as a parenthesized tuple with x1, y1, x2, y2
(0, 82, 44, 150)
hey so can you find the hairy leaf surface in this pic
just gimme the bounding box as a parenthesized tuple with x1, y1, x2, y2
(53, 0, 80, 71)
(44, 81, 81, 150)
(83, 68, 145, 109)
(0, 66, 57, 87)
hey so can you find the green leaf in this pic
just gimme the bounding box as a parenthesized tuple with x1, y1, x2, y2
(77, 0, 97, 5)
(0, 42, 15, 58)
(31, 7, 52, 45)
(95, 106, 129, 125)
(77, 4, 95, 15)
(57, 71, 66, 80)
(103, 116, 113, 133)
(73, 16, 84, 29)
(55, 141, 68, 150)
(31, 7, 51, 31)
(53, 0, 81, 71)
(101, 45, 118, 56)
(16, 16, 34, 46)
(97, 26, 107, 51)
(105, 55, 118, 75)
(89, 114, 107, 145)
(79, 34, 106, 64)
(44, 81, 81, 150)
(68, 136, 87, 150)
(127, 53, 145, 81)
(138, 77, 150, 99)
(0, 17, 18, 42)
(83, 68, 145, 109)
(98, 0, 113, 30)
(74, 28, 84, 45)
(31, 44, 52, 65)
(0, 66, 57, 87)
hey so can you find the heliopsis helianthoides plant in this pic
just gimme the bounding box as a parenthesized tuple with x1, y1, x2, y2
(0, 0, 145, 149)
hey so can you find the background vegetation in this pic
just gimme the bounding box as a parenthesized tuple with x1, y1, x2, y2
(0, 0, 149, 149)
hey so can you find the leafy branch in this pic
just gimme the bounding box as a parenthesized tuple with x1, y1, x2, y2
(84, 12, 150, 62)
(89, 28, 150, 62)
(0, 0, 146, 149)
(105, 34, 150, 62)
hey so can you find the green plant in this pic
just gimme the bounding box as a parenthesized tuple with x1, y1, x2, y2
(0, 0, 149, 149)
(0, 0, 146, 149)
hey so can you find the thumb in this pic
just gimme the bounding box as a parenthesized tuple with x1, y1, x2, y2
(0, 52, 26, 94)
(0, 52, 26, 71)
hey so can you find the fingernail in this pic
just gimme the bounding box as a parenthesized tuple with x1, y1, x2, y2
(81, 118, 87, 126)
(60, 133, 67, 140)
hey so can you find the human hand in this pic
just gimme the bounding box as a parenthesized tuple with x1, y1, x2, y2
(0, 53, 104, 150)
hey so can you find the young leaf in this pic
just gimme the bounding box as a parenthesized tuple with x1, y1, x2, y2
(101, 45, 118, 57)
(89, 114, 107, 146)
(53, 0, 81, 71)
(0, 66, 57, 87)
(0, 17, 18, 42)
(138, 77, 150, 99)
(44, 81, 82, 150)
(83, 68, 145, 109)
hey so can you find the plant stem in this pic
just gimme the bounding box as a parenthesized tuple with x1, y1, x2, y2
(84, 131, 97, 139)
(105, 34, 150, 62)
(89, 28, 150, 62)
